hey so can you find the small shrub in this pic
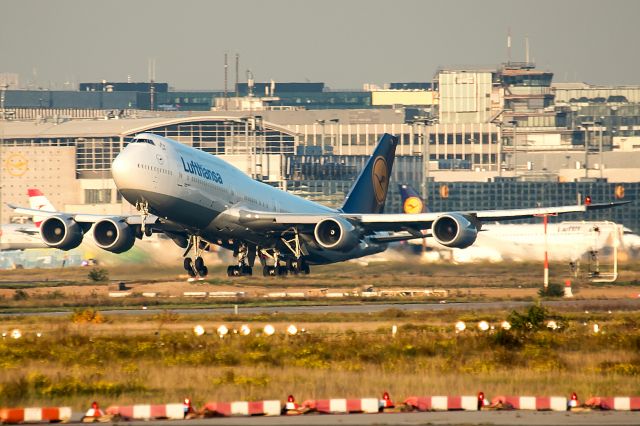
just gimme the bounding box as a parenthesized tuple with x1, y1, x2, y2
(71, 308, 105, 324)
(88, 268, 109, 282)
(13, 289, 29, 301)
(507, 304, 547, 332)
(538, 283, 565, 298)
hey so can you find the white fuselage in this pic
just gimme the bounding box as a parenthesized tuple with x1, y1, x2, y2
(112, 134, 384, 263)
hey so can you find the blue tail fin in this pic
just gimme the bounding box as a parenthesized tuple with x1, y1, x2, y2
(341, 133, 398, 214)
(399, 184, 428, 214)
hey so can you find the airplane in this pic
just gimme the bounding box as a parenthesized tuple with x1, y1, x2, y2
(398, 184, 640, 262)
(9, 132, 628, 277)
(0, 189, 56, 251)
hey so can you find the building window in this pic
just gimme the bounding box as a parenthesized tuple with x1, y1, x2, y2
(85, 189, 112, 204)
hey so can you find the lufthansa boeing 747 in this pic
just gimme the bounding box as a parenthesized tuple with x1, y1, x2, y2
(10, 133, 628, 277)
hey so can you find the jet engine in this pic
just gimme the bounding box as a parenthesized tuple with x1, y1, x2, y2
(313, 217, 360, 251)
(431, 213, 478, 249)
(40, 215, 84, 250)
(93, 218, 135, 253)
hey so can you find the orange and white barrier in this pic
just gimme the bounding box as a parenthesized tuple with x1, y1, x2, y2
(404, 396, 478, 411)
(302, 398, 379, 414)
(490, 396, 567, 411)
(0, 407, 72, 424)
(584, 397, 640, 411)
(202, 400, 281, 417)
(105, 403, 184, 420)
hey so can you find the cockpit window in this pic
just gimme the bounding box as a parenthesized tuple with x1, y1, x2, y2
(133, 138, 155, 145)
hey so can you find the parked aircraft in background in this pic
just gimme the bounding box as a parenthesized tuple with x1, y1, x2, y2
(11, 133, 626, 277)
(398, 184, 640, 262)
(0, 189, 56, 251)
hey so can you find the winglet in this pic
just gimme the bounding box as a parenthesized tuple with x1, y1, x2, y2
(341, 133, 398, 214)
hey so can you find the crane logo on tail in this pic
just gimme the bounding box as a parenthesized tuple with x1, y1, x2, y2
(371, 156, 389, 204)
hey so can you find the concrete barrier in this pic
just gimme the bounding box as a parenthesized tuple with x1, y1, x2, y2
(202, 400, 281, 417)
(585, 397, 640, 410)
(0, 407, 72, 423)
(490, 396, 567, 411)
(303, 398, 379, 414)
(404, 396, 478, 411)
(106, 403, 184, 420)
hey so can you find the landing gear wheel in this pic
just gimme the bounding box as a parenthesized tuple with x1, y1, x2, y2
(301, 262, 310, 275)
(227, 266, 235, 277)
(194, 257, 205, 271)
(199, 266, 208, 277)
(287, 259, 300, 275)
(277, 265, 288, 276)
(183, 257, 193, 272)
(241, 265, 252, 276)
(263, 266, 277, 277)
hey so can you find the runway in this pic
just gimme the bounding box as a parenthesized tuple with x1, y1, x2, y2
(2, 298, 639, 317)
(63, 410, 640, 426)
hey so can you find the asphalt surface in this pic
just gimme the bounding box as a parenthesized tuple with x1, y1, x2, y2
(3, 298, 640, 317)
(64, 410, 640, 426)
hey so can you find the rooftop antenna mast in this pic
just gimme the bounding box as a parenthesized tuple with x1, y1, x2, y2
(525, 36, 530, 64)
(235, 54, 239, 98)
(507, 27, 512, 64)
(148, 58, 156, 111)
(224, 52, 228, 110)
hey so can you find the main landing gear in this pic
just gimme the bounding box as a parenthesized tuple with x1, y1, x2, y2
(183, 235, 209, 278)
(226, 243, 255, 277)
(258, 248, 310, 277)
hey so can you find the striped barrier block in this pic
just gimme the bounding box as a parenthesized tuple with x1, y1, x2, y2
(585, 397, 640, 410)
(0, 407, 72, 424)
(404, 396, 478, 411)
(105, 403, 184, 420)
(202, 400, 281, 416)
(303, 398, 379, 414)
(490, 396, 567, 411)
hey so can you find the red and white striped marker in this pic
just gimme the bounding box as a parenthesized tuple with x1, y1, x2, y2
(585, 397, 640, 411)
(303, 398, 379, 414)
(0, 407, 72, 423)
(490, 396, 567, 411)
(404, 396, 478, 411)
(202, 400, 281, 417)
(105, 404, 185, 420)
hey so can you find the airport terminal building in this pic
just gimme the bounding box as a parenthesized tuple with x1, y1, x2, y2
(1, 63, 639, 233)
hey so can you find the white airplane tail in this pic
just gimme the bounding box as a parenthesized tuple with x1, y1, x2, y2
(27, 188, 56, 227)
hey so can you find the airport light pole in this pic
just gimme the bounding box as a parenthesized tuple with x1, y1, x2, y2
(508, 119, 517, 176)
(581, 121, 594, 179)
(598, 117, 604, 179)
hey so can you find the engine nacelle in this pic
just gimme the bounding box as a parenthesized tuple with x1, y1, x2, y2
(93, 218, 135, 253)
(313, 217, 360, 251)
(40, 215, 84, 251)
(431, 213, 478, 249)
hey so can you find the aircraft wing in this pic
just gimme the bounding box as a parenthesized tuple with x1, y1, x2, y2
(238, 201, 630, 233)
(8, 204, 158, 226)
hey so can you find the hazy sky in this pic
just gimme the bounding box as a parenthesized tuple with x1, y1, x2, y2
(2, 0, 639, 90)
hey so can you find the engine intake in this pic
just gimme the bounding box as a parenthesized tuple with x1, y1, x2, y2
(431, 213, 478, 249)
(93, 218, 135, 253)
(40, 215, 84, 251)
(313, 217, 359, 251)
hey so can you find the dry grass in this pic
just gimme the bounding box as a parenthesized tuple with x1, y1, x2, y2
(1, 308, 639, 409)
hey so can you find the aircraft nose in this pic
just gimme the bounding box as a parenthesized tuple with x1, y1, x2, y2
(112, 146, 135, 190)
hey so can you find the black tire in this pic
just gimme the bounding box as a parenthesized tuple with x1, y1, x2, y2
(263, 266, 270, 277)
(187, 268, 197, 277)
(227, 266, 234, 277)
(277, 266, 288, 276)
(183, 257, 193, 271)
(242, 265, 252, 276)
(195, 257, 205, 271)
(199, 266, 208, 277)
(302, 262, 310, 275)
